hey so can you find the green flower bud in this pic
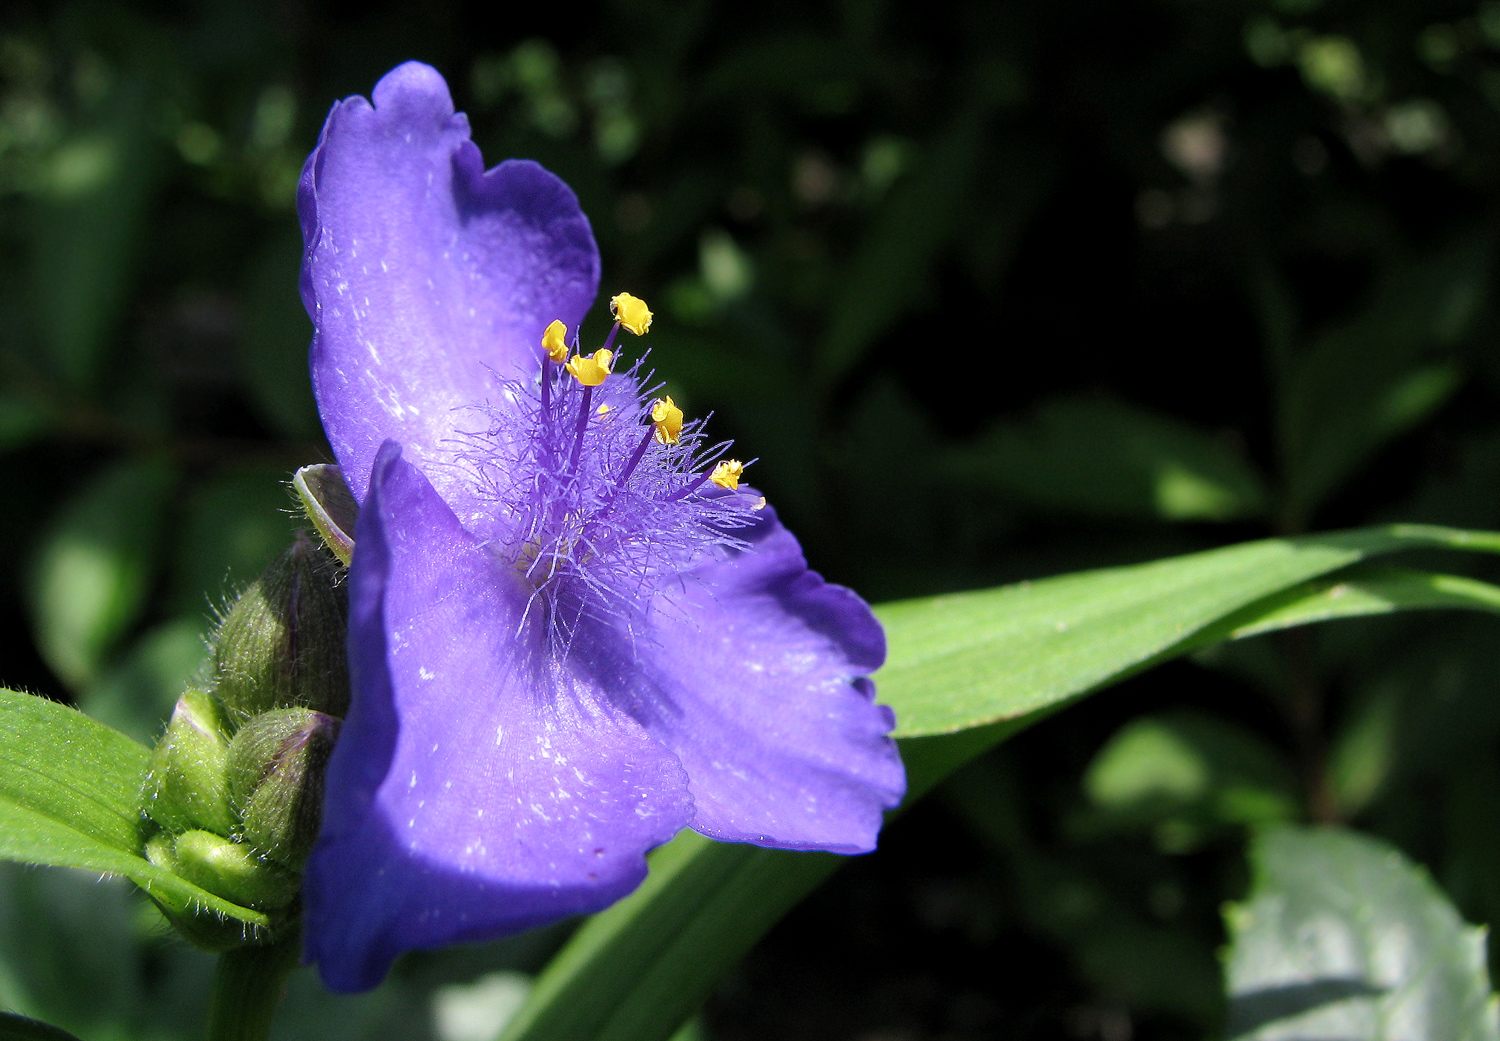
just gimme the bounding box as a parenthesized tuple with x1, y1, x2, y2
(141, 689, 234, 836)
(228, 708, 339, 869)
(214, 532, 349, 724)
(172, 829, 301, 912)
(143, 832, 252, 953)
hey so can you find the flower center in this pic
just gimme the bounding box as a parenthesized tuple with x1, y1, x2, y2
(468, 295, 755, 649)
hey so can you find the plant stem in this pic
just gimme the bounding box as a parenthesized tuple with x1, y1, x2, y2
(205, 935, 300, 1041)
(1278, 627, 1338, 823)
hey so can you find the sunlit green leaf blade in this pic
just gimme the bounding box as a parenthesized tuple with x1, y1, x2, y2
(883, 524, 1500, 738)
(0, 686, 144, 851)
(1224, 826, 1500, 1040)
(0, 688, 266, 927)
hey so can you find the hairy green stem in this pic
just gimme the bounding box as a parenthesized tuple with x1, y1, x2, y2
(205, 935, 300, 1041)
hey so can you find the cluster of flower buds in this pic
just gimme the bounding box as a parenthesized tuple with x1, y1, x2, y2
(138, 502, 350, 952)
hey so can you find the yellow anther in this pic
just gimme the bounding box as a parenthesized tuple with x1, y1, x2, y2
(565, 348, 613, 387)
(651, 396, 683, 445)
(610, 293, 653, 336)
(596, 404, 612, 416)
(541, 320, 569, 363)
(710, 460, 745, 490)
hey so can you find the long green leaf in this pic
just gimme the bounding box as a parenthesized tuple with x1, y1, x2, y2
(1221, 564, 1500, 639)
(885, 524, 1500, 738)
(0, 689, 267, 927)
(498, 523, 1500, 1041)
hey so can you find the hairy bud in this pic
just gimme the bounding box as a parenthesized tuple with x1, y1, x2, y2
(228, 708, 340, 869)
(141, 689, 234, 837)
(171, 829, 301, 912)
(214, 533, 349, 723)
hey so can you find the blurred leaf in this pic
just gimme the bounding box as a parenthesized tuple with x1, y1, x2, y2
(28, 458, 175, 688)
(813, 107, 987, 386)
(1082, 710, 1298, 849)
(941, 395, 1267, 521)
(170, 466, 299, 615)
(1279, 238, 1489, 526)
(0, 687, 265, 927)
(240, 229, 319, 439)
(26, 75, 164, 392)
(881, 524, 1500, 738)
(0, 862, 216, 1038)
(80, 617, 209, 744)
(949, 755, 1223, 1023)
(1223, 826, 1499, 1039)
(1398, 428, 1500, 530)
(1327, 687, 1399, 818)
(1444, 754, 1500, 972)
(0, 1014, 85, 1041)
(0, 392, 51, 453)
(0, 867, 139, 1033)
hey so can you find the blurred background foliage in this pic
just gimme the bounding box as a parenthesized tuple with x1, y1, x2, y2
(3, 0, 1500, 1037)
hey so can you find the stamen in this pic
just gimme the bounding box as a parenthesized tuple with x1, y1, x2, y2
(650, 396, 683, 445)
(566, 349, 613, 387)
(541, 320, 569, 363)
(610, 293, 653, 336)
(618, 427, 656, 489)
(710, 460, 745, 490)
(567, 386, 595, 473)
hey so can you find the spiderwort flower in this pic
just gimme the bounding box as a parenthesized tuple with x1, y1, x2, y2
(298, 62, 906, 992)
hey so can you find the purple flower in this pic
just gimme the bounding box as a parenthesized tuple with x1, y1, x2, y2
(297, 62, 906, 992)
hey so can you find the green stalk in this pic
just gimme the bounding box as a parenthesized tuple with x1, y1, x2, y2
(205, 935, 300, 1041)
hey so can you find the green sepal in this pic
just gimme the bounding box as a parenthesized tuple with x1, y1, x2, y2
(228, 707, 339, 869)
(291, 463, 357, 566)
(171, 829, 300, 912)
(214, 533, 349, 723)
(140, 688, 234, 836)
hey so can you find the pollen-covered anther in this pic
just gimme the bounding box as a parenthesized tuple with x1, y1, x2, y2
(650, 396, 683, 445)
(710, 459, 746, 490)
(610, 293, 653, 336)
(565, 348, 613, 387)
(541, 320, 569, 363)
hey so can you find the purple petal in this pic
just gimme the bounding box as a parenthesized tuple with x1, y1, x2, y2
(636, 501, 905, 854)
(300, 61, 601, 503)
(304, 442, 691, 992)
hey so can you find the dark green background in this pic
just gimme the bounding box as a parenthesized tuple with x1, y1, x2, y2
(3, 0, 1500, 1037)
